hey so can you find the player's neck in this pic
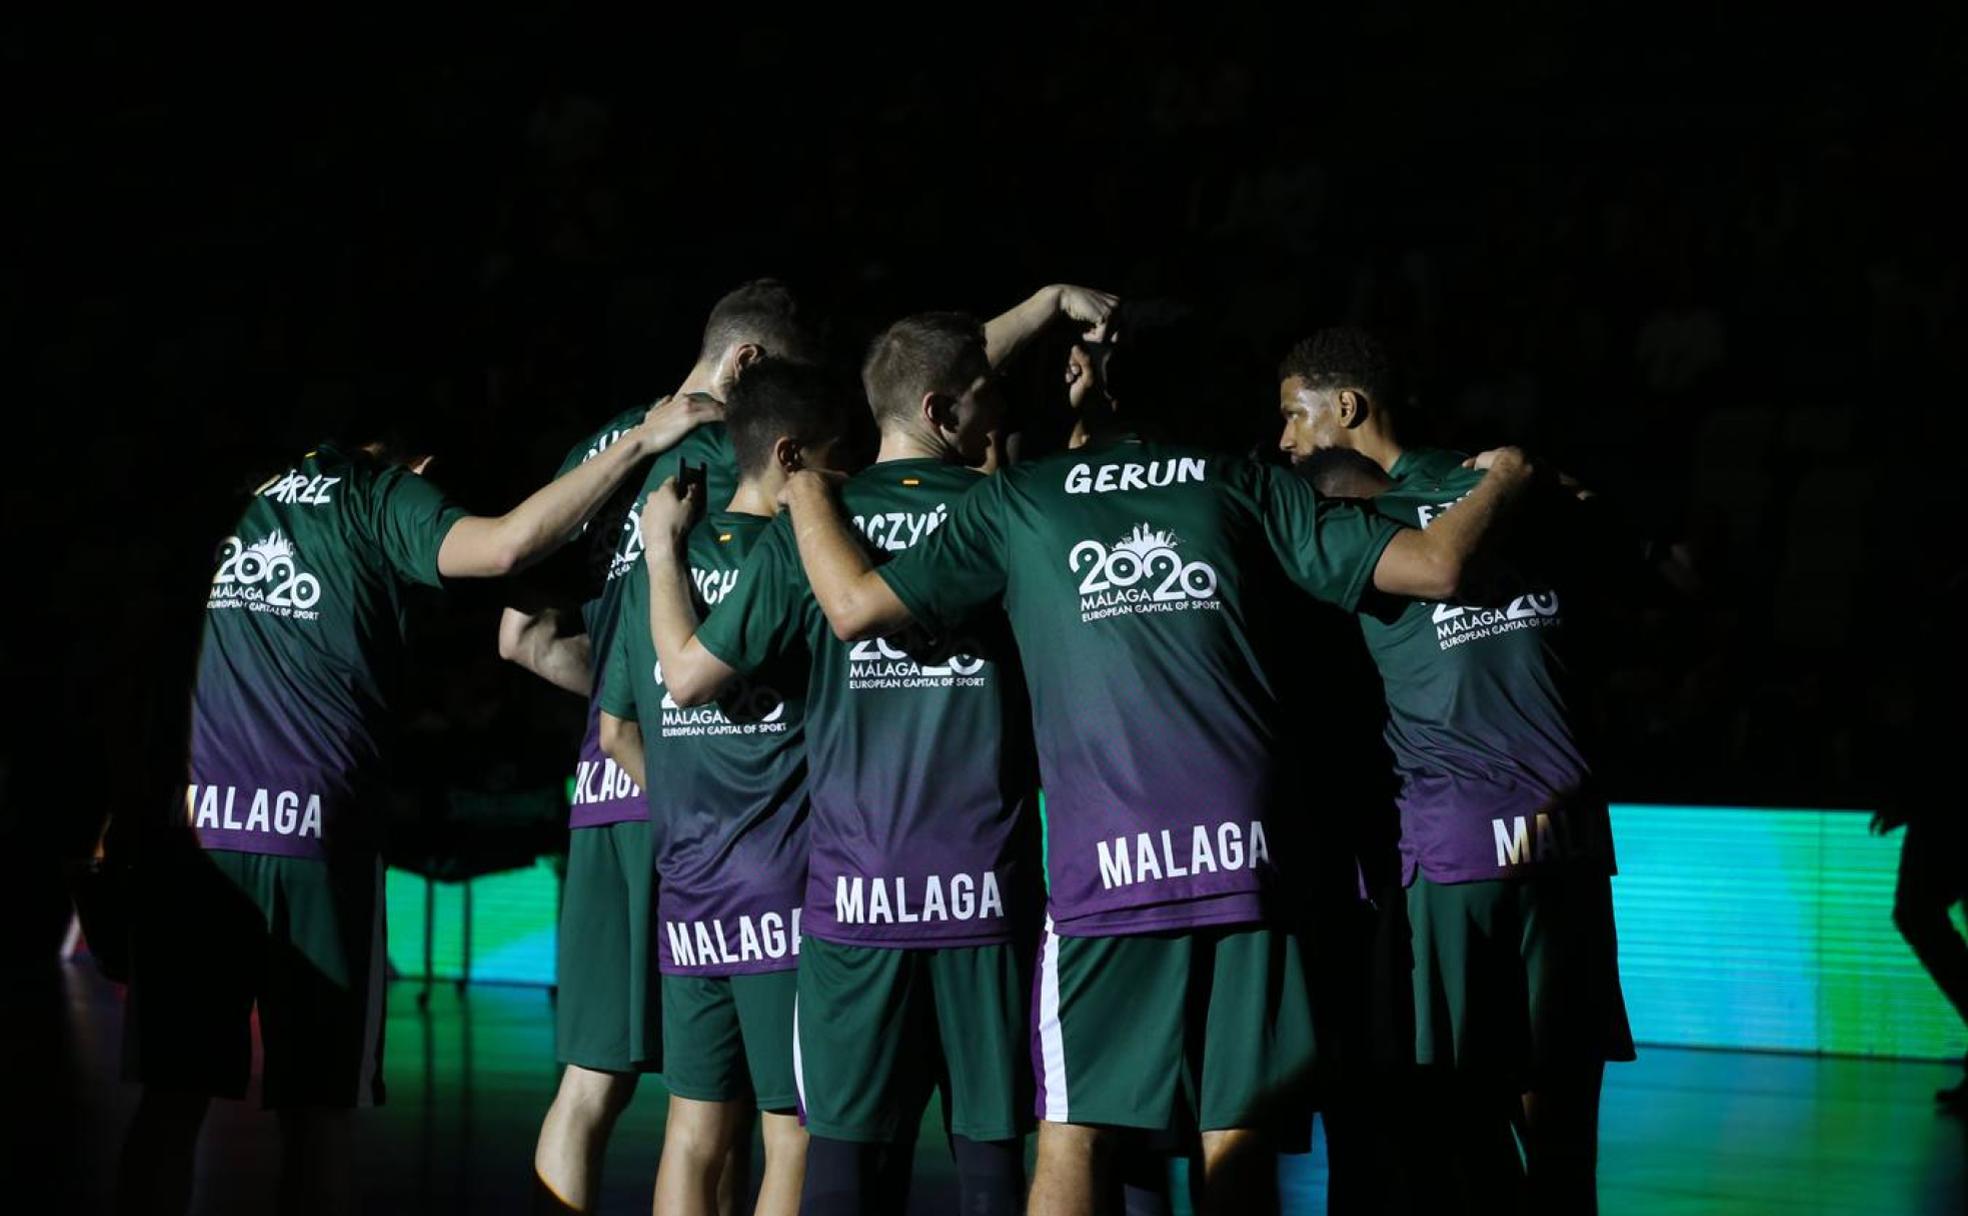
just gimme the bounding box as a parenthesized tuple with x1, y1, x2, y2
(1081, 412, 1135, 446)
(1357, 429, 1404, 475)
(725, 478, 779, 518)
(875, 428, 947, 465)
(674, 361, 723, 401)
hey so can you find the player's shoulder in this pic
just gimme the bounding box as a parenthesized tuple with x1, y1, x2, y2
(238, 445, 400, 567)
(632, 420, 735, 496)
(752, 510, 801, 562)
(300, 440, 371, 477)
(562, 404, 649, 472)
(679, 419, 734, 462)
(1396, 446, 1477, 487)
(699, 509, 771, 563)
(260, 442, 393, 510)
(847, 457, 977, 492)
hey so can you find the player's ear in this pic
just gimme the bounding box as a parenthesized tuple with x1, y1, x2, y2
(772, 435, 803, 474)
(922, 390, 957, 434)
(718, 342, 764, 391)
(1337, 389, 1367, 430)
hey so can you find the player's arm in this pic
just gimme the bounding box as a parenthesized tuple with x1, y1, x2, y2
(597, 711, 647, 790)
(780, 471, 914, 641)
(636, 477, 741, 707)
(593, 596, 646, 783)
(984, 284, 1118, 367)
(437, 394, 721, 579)
(496, 607, 592, 696)
(1371, 447, 1538, 600)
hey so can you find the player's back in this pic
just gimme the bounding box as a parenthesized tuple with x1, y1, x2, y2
(1361, 447, 1611, 883)
(555, 404, 653, 828)
(188, 443, 464, 859)
(903, 434, 1397, 936)
(551, 408, 739, 831)
(604, 509, 810, 976)
(819, 461, 1039, 944)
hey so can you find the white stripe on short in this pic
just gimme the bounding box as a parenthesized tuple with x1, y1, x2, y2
(791, 991, 807, 1114)
(1037, 915, 1068, 1123)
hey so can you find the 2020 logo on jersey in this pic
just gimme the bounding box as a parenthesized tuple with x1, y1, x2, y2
(1415, 494, 1563, 649)
(652, 659, 787, 737)
(1071, 524, 1221, 623)
(208, 532, 323, 621)
(847, 635, 986, 690)
(1431, 592, 1561, 649)
(607, 509, 645, 583)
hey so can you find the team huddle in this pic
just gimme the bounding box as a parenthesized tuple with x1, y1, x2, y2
(119, 280, 1634, 1216)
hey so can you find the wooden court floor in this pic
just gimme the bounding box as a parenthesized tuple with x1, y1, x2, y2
(19, 967, 1967, 1214)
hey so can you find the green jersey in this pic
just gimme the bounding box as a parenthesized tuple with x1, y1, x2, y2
(1358, 447, 1613, 884)
(556, 411, 738, 828)
(876, 436, 1401, 937)
(187, 444, 467, 860)
(601, 510, 810, 976)
(695, 459, 1040, 949)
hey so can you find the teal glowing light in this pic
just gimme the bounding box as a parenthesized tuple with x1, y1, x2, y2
(1608, 804, 1964, 1060)
(384, 858, 559, 985)
(382, 805, 1968, 1059)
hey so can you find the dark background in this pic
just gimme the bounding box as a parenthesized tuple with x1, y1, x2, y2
(4, 5, 1962, 953)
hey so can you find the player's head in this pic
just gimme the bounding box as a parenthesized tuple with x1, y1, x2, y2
(1299, 447, 1392, 499)
(698, 279, 817, 398)
(321, 380, 441, 471)
(725, 357, 856, 492)
(861, 312, 1002, 466)
(1086, 301, 1210, 440)
(1276, 327, 1398, 463)
(1064, 329, 1114, 419)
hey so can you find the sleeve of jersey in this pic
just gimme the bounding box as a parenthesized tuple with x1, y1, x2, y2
(367, 467, 470, 588)
(597, 576, 640, 719)
(874, 475, 1008, 635)
(1261, 464, 1404, 612)
(694, 524, 801, 676)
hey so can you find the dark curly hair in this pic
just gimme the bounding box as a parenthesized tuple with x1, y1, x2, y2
(1277, 326, 1397, 405)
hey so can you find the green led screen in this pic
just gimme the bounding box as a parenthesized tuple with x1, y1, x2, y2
(385, 858, 560, 985)
(1608, 805, 1964, 1060)
(383, 805, 1968, 1059)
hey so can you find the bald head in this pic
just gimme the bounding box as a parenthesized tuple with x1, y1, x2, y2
(1300, 447, 1392, 499)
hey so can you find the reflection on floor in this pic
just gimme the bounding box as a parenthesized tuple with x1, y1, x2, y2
(29, 967, 1968, 1214)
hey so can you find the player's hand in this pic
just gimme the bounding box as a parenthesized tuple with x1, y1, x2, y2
(1055, 285, 1119, 334)
(637, 393, 724, 455)
(1463, 446, 1530, 475)
(640, 475, 704, 552)
(1065, 341, 1099, 411)
(776, 468, 849, 510)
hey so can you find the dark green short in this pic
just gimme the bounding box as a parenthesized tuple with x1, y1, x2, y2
(1407, 868, 1636, 1084)
(795, 937, 1032, 1143)
(124, 849, 386, 1109)
(661, 969, 799, 1111)
(555, 821, 661, 1073)
(1034, 921, 1314, 1134)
